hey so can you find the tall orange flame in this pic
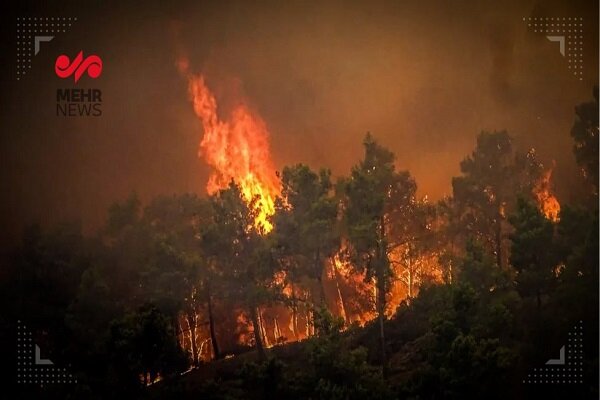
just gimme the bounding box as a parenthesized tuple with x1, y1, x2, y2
(179, 58, 279, 232)
(533, 166, 561, 222)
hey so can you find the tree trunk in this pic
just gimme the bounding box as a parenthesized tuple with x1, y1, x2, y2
(315, 248, 327, 307)
(250, 305, 266, 361)
(178, 319, 186, 349)
(316, 275, 327, 308)
(448, 234, 456, 285)
(333, 263, 350, 324)
(407, 255, 413, 299)
(258, 309, 271, 347)
(186, 312, 199, 367)
(378, 216, 388, 376)
(206, 286, 220, 360)
(408, 270, 413, 299)
(305, 308, 312, 337)
(495, 212, 503, 268)
(376, 265, 387, 375)
(273, 316, 282, 343)
(307, 291, 316, 337)
(290, 282, 299, 340)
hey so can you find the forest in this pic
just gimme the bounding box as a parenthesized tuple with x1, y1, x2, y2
(2, 87, 598, 399)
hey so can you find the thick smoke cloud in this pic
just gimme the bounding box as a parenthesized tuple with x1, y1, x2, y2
(0, 0, 597, 250)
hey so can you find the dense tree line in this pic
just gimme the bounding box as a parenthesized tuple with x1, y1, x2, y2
(1, 87, 597, 399)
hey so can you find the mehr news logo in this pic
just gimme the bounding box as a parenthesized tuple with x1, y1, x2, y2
(15, 16, 102, 117)
(55, 51, 103, 117)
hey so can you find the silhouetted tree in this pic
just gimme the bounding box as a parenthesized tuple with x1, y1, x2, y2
(107, 304, 187, 388)
(273, 164, 340, 335)
(509, 197, 558, 309)
(202, 182, 278, 361)
(570, 86, 599, 196)
(451, 131, 543, 268)
(341, 133, 417, 371)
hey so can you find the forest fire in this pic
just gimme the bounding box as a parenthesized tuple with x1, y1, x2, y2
(172, 64, 567, 369)
(175, 60, 390, 357)
(533, 166, 561, 222)
(332, 250, 376, 326)
(163, 50, 595, 399)
(3, 2, 597, 397)
(178, 57, 280, 232)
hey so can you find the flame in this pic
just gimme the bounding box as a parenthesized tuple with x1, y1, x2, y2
(533, 166, 560, 222)
(332, 246, 376, 326)
(179, 57, 279, 232)
(173, 56, 451, 358)
(387, 247, 443, 315)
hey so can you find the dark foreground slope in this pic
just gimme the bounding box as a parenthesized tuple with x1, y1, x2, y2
(151, 264, 599, 400)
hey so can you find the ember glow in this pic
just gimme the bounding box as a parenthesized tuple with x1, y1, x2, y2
(178, 57, 280, 232)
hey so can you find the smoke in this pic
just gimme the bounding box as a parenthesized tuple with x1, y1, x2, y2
(488, 23, 517, 106)
(0, 0, 597, 249)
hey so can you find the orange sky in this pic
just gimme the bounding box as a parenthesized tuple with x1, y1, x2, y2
(0, 0, 597, 248)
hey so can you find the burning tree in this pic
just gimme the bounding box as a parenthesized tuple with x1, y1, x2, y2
(273, 164, 340, 335)
(450, 131, 558, 269)
(179, 59, 280, 233)
(201, 182, 278, 360)
(134, 194, 223, 365)
(388, 195, 439, 303)
(341, 133, 418, 370)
